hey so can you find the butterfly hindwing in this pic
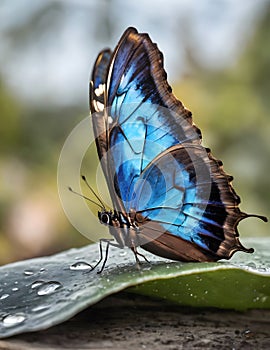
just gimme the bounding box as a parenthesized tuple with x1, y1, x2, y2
(129, 144, 245, 260)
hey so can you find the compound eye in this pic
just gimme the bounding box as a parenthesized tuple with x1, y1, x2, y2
(101, 213, 110, 225)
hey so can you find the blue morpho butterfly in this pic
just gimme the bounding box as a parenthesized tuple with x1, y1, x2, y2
(85, 27, 267, 272)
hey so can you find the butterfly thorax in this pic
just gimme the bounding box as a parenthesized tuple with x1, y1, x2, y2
(98, 210, 139, 248)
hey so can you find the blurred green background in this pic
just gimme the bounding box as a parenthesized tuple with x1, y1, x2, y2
(0, 0, 269, 265)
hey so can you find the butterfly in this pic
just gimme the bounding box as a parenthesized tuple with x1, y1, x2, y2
(88, 27, 267, 272)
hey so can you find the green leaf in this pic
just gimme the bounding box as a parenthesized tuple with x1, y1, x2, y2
(0, 238, 269, 338)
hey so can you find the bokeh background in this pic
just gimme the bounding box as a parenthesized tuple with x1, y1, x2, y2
(0, 0, 269, 265)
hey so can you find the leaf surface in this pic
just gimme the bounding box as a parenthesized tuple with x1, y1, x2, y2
(0, 238, 269, 338)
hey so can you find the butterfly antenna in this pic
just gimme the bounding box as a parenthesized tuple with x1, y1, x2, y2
(81, 175, 106, 209)
(68, 187, 104, 210)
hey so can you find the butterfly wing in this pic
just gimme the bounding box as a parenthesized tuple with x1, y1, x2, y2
(129, 144, 252, 261)
(90, 27, 200, 211)
(90, 27, 259, 261)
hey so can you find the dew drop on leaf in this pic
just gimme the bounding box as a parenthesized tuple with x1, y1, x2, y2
(37, 281, 62, 296)
(69, 261, 92, 270)
(31, 305, 51, 313)
(119, 251, 127, 257)
(2, 313, 26, 327)
(31, 280, 45, 289)
(0, 294, 9, 300)
(24, 270, 34, 276)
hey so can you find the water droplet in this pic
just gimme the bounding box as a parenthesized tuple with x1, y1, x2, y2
(2, 313, 26, 327)
(0, 294, 9, 300)
(37, 281, 62, 296)
(69, 261, 92, 270)
(32, 304, 50, 313)
(12, 287, 19, 292)
(246, 262, 256, 269)
(24, 270, 34, 276)
(39, 268, 46, 272)
(119, 251, 127, 257)
(31, 280, 45, 289)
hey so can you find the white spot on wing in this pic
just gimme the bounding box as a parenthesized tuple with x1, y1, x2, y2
(94, 84, 105, 97)
(93, 100, 104, 112)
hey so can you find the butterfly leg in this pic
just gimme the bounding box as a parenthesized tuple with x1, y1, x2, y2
(90, 238, 121, 274)
(131, 246, 151, 269)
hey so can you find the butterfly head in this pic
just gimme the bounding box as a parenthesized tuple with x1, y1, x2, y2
(98, 210, 113, 226)
(98, 210, 132, 229)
